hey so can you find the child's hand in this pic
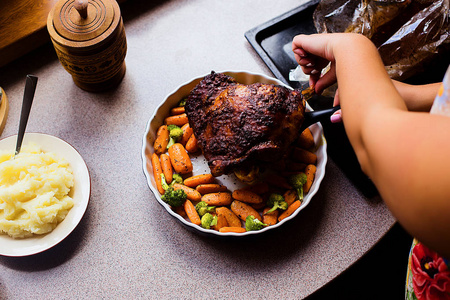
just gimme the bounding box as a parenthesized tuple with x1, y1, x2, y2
(293, 33, 342, 122)
(292, 34, 338, 95)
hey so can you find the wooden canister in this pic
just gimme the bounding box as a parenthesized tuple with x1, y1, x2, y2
(47, 0, 127, 92)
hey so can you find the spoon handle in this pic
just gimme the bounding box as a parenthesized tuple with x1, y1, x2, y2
(15, 75, 38, 156)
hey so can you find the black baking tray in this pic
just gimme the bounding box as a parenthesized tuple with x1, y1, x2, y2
(245, 0, 449, 87)
(245, 0, 320, 91)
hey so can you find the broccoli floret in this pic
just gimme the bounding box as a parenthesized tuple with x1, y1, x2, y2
(195, 201, 216, 217)
(245, 215, 267, 231)
(265, 193, 288, 214)
(161, 173, 183, 190)
(161, 187, 187, 207)
(172, 173, 183, 185)
(288, 172, 308, 200)
(201, 213, 217, 229)
(160, 173, 187, 207)
(178, 98, 187, 107)
(167, 125, 184, 149)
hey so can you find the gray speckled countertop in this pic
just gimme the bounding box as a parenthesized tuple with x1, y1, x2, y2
(0, 0, 395, 299)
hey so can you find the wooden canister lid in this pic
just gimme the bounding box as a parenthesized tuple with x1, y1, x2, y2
(50, 0, 117, 44)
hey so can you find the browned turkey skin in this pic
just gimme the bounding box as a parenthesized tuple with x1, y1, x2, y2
(185, 72, 305, 177)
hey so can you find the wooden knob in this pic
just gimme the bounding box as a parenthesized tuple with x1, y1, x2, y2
(74, 0, 88, 19)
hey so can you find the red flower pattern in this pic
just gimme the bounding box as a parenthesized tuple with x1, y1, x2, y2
(411, 242, 450, 300)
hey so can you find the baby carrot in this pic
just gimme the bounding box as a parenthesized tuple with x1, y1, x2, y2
(168, 143, 193, 174)
(219, 227, 246, 233)
(185, 133, 199, 153)
(196, 183, 228, 194)
(154, 125, 170, 155)
(231, 200, 262, 222)
(180, 123, 194, 146)
(160, 153, 173, 184)
(296, 128, 315, 149)
(285, 161, 307, 172)
(268, 174, 292, 190)
(216, 206, 241, 227)
(304, 164, 317, 194)
(164, 113, 189, 126)
(232, 189, 263, 204)
(251, 202, 266, 210)
(243, 182, 269, 195)
(173, 205, 186, 217)
(278, 200, 301, 222)
(151, 153, 165, 194)
(183, 174, 215, 188)
(283, 189, 298, 206)
(170, 106, 185, 115)
(291, 147, 317, 165)
(172, 183, 202, 202)
(201, 192, 232, 206)
(262, 207, 278, 226)
(184, 199, 201, 226)
(214, 211, 229, 231)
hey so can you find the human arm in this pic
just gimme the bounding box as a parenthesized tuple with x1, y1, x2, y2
(392, 80, 440, 112)
(292, 33, 450, 257)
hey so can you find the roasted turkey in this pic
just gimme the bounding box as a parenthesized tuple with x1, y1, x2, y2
(184, 71, 306, 177)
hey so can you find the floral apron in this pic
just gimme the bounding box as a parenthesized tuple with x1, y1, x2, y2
(405, 65, 450, 300)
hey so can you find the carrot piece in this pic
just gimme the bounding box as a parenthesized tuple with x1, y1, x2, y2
(285, 161, 307, 172)
(151, 153, 165, 194)
(278, 200, 301, 222)
(214, 211, 229, 231)
(304, 164, 317, 194)
(243, 182, 269, 195)
(185, 133, 199, 153)
(216, 207, 241, 227)
(196, 183, 228, 194)
(168, 143, 193, 174)
(283, 189, 298, 206)
(232, 189, 263, 204)
(291, 147, 317, 165)
(160, 153, 173, 184)
(172, 183, 202, 202)
(201, 192, 232, 206)
(219, 227, 246, 233)
(170, 106, 185, 115)
(183, 174, 215, 188)
(180, 123, 194, 146)
(268, 174, 292, 190)
(153, 125, 170, 155)
(184, 200, 201, 225)
(230, 200, 262, 222)
(173, 205, 186, 217)
(164, 113, 189, 126)
(251, 202, 266, 210)
(297, 128, 315, 149)
(263, 207, 278, 226)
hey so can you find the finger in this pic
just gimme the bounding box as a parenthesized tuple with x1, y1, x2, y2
(298, 57, 316, 68)
(314, 65, 337, 94)
(330, 110, 342, 123)
(293, 47, 308, 58)
(333, 89, 340, 107)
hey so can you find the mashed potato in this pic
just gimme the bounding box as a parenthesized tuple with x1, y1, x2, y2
(0, 143, 74, 238)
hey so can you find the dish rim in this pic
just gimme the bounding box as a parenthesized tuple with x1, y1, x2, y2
(141, 70, 327, 237)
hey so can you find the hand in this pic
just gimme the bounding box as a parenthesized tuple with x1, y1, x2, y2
(292, 34, 338, 95)
(292, 33, 341, 122)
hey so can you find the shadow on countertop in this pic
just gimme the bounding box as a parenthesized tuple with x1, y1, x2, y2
(305, 222, 413, 300)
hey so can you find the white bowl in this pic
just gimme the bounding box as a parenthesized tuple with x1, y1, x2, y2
(142, 70, 327, 237)
(0, 133, 90, 256)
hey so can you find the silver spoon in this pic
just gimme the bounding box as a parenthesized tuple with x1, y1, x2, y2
(15, 75, 38, 156)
